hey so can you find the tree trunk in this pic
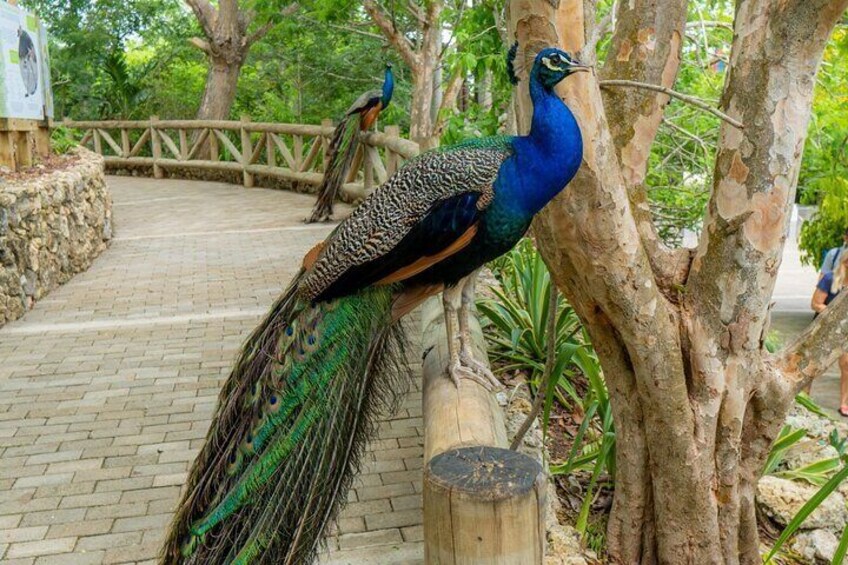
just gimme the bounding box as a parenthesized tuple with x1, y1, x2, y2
(507, 0, 848, 562)
(196, 59, 243, 121)
(411, 60, 438, 149)
(412, 0, 443, 150)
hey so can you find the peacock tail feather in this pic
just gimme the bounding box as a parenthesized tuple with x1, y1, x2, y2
(160, 278, 409, 564)
(306, 116, 362, 223)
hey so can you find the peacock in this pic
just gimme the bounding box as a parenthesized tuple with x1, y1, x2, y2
(161, 44, 587, 564)
(306, 62, 395, 223)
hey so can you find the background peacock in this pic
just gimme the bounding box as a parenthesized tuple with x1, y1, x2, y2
(306, 63, 395, 223)
(161, 44, 587, 564)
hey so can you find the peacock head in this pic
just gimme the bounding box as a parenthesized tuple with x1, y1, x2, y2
(508, 44, 589, 90)
(533, 48, 589, 89)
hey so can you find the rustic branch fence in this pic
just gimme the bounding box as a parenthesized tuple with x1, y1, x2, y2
(62, 116, 419, 200)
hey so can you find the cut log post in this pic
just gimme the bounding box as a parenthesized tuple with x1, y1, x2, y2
(150, 116, 163, 179)
(240, 115, 254, 188)
(420, 297, 546, 565)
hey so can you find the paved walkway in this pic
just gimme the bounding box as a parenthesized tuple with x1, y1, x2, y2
(0, 177, 424, 564)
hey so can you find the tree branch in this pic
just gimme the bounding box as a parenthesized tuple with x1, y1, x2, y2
(364, 0, 419, 69)
(582, 0, 616, 64)
(432, 66, 465, 137)
(594, 0, 689, 293)
(188, 36, 212, 53)
(599, 80, 744, 129)
(184, 0, 217, 40)
(244, 4, 299, 48)
(297, 15, 384, 41)
(685, 0, 848, 367)
(405, 0, 427, 24)
(779, 292, 848, 394)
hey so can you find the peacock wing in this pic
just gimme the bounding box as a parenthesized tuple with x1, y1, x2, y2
(298, 140, 513, 301)
(345, 89, 382, 116)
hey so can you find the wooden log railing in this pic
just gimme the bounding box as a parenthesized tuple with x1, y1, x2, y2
(62, 116, 420, 200)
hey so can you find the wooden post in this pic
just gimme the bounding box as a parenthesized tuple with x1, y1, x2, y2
(385, 125, 400, 176)
(209, 129, 219, 162)
(425, 447, 545, 564)
(321, 118, 333, 172)
(0, 132, 13, 170)
(179, 129, 188, 160)
(150, 116, 163, 179)
(240, 115, 254, 188)
(266, 132, 275, 168)
(293, 134, 303, 172)
(363, 147, 375, 191)
(120, 129, 130, 158)
(34, 120, 50, 158)
(420, 298, 546, 565)
(12, 131, 33, 168)
(92, 128, 102, 155)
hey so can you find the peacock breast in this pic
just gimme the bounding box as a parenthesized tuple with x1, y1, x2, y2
(478, 198, 533, 259)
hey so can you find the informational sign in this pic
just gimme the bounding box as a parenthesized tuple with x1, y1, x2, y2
(0, 2, 52, 120)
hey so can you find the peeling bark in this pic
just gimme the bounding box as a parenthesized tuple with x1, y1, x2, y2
(507, 0, 848, 562)
(599, 0, 690, 291)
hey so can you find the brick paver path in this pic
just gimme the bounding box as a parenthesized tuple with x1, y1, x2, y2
(0, 177, 424, 564)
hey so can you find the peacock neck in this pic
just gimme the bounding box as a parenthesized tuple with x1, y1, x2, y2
(508, 71, 582, 216)
(381, 69, 394, 108)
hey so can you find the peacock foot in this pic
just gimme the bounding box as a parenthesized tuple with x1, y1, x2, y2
(447, 356, 502, 391)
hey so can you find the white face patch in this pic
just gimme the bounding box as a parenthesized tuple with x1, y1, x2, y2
(541, 56, 565, 72)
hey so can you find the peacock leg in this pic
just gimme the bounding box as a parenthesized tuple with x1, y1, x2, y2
(458, 271, 501, 390)
(443, 277, 501, 391)
(442, 284, 464, 388)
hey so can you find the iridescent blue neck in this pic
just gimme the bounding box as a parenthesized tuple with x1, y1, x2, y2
(507, 70, 582, 216)
(381, 68, 394, 108)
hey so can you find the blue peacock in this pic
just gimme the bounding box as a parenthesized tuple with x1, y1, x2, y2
(306, 63, 395, 223)
(161, 44, 587, 564)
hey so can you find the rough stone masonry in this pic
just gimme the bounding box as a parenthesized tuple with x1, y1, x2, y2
(0, 148, 112, 327)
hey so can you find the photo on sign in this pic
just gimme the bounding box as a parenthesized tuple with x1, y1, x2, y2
(0, 2, 50, 120)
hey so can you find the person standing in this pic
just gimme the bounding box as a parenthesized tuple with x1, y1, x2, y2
(811, 252, 848, 416)
(820, 227, 848, 279)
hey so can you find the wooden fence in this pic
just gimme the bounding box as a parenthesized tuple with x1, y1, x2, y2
(1, 119, 51, 172)
(62, 117, 419, 200)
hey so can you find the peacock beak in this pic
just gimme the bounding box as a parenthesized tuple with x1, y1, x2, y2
(570, 64, 591, 73)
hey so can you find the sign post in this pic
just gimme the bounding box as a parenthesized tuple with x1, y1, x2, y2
(0, 0, 52, 171)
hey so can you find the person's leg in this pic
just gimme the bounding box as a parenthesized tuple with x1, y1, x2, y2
(839, 353, 848, 415)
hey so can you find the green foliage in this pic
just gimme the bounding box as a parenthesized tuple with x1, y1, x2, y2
(764, 425, 808, 476)
(833, 526, 848, 565)
(49, 125, 80, 154)
(799, 178, 848, 268)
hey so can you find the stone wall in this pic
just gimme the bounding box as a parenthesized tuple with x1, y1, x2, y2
(0, 148, 112, 326)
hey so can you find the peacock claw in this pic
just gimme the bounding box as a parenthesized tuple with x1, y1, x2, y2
(447, 356, 502, 391)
